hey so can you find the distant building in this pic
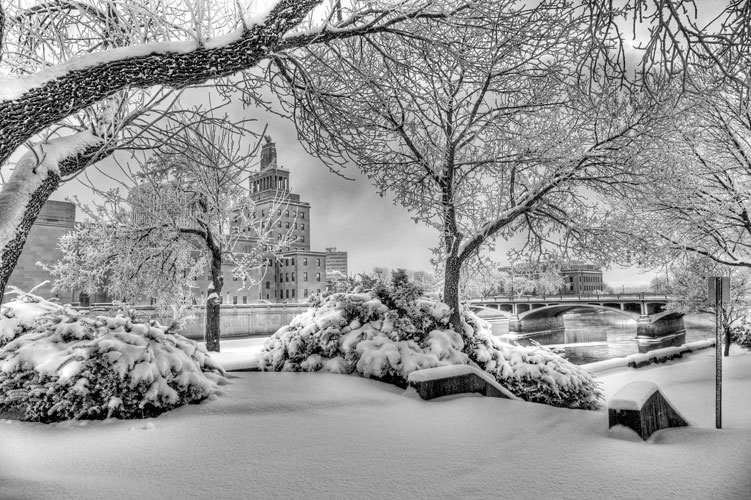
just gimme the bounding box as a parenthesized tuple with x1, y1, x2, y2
(7, 137, 348, 307)
(325, 247, 348, 277)
(559, 262, 603, 294)
(4, 200, 80, 304)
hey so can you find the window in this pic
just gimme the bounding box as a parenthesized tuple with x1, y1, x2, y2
(286, 273, 289, 282)
(317, 258, 321, 266)
(304, 272, 308, 282)
(278, 209, 281, 216)
(301, 236, 305, 243)
(303, 258, 308, 266)
(285, 210, 289, 217)
(304, 289, 308, 298)
(277, 234, 282, 241)
(301, 223, 305, 230)
(301, 212, 305, 219)
(286, 289, 289, 299)
(292, 272, 295, 282)
(294, 223, 298, 230)
(277, 221, 282, 228)
(286, 222, 290, 229)
(261, 210, 265, 217)
(266, 293, 270, 300)
(242, 296, 247, 304)
(266, 281, 270, 289)
(285, 258, 289, 266)
(316, 273, 321, 282)
(292, 289, 295, 298)
(292, 258, 295, 265)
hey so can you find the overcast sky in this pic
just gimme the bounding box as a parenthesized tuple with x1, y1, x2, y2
(51, 93, 656, 289)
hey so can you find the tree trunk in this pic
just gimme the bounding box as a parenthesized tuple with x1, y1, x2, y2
(444, 254, 463, 334)
(724, 326, 731, 357)
(205, 252, 223, 352)
(0, 173, 60, 301)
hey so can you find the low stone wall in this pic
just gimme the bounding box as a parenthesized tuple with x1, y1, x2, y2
(87, 303, 309, 340)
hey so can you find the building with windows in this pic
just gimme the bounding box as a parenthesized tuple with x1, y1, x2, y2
(6, 137, 348, 307)
(559, 262, 604, 294)
(4, 200, 80, 304)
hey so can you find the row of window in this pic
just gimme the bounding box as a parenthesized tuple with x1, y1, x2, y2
(275, 221, 305, 230)
(260, 209, 306, 219)
(271, 288, 321, 299)
(279, 257, 322, 268)
(276, 233, 304, 242)
(271, 272, 321, 284)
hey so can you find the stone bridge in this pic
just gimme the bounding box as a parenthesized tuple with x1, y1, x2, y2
(469, 294, 684, 340)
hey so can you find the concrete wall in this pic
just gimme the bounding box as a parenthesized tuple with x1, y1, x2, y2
(103, 303, 310, 340)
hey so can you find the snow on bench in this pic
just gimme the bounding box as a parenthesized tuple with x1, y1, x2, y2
(608, 381, 688, 440)
(407, 365, 519, 401)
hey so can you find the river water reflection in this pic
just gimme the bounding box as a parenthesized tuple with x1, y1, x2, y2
(489, 310, 714, 365)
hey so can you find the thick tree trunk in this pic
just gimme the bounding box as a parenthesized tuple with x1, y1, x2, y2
(205, 249, 224, 352)
(0, 173, 60, 301)
(444, 254, 463, 334)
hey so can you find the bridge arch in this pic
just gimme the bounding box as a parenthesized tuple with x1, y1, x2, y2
(518, 303, 641, 322)
(468, 305, 509, 319)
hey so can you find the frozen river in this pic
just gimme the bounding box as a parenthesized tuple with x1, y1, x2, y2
(491, 309, 715, 365)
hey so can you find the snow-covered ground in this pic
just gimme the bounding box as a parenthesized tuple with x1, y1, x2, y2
(1, 341, 750, 500)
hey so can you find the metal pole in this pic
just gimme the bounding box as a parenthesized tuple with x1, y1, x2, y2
(716, 277, 722, 430)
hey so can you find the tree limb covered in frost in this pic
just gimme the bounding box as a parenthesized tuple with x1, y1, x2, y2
(584, 0, 751, 91)
(270, 0, 672, 329)
(610, 71, 751, 270)
(0, 0, 461, 297)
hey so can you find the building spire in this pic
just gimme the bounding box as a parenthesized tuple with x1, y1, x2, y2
(260, 135, 277, 171)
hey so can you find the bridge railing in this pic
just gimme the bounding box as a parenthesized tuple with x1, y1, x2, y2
(469, 293, 672, 303)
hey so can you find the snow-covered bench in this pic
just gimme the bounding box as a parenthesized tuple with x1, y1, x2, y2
(608, 381, 688, 440)
(407, 365, 519, 401)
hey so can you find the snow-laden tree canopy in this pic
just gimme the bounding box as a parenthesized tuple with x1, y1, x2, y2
(0, 0, 466, 299)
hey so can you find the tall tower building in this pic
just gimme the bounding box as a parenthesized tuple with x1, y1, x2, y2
(247, 136, 339, 303)
(249, 137, 311, 252)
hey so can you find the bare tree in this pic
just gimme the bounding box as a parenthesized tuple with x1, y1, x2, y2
(0, 0, 464, 299)
(657, 254, 751, 356)
(270, 1, 669, 330)
(584, 1, 750, 91)
(44, 118, 296, 351)
(617, 66, 751, 273)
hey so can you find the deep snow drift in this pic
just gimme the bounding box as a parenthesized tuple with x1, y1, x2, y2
(1, 342, 750, 500)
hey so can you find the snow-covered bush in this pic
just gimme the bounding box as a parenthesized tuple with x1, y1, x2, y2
(260, 290, 602, 410)
(730, 321, 751, 351)
(0, 287, 62, 348)
(0, 297, 226, 422)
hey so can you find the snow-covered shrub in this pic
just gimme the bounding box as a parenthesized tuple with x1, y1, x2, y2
(730, 321, 751, 350)
(0, 288, 62, 348)
(260, 291, 602, 410)
(462, 310, 601, 410)
(0, 300, 226, 422)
